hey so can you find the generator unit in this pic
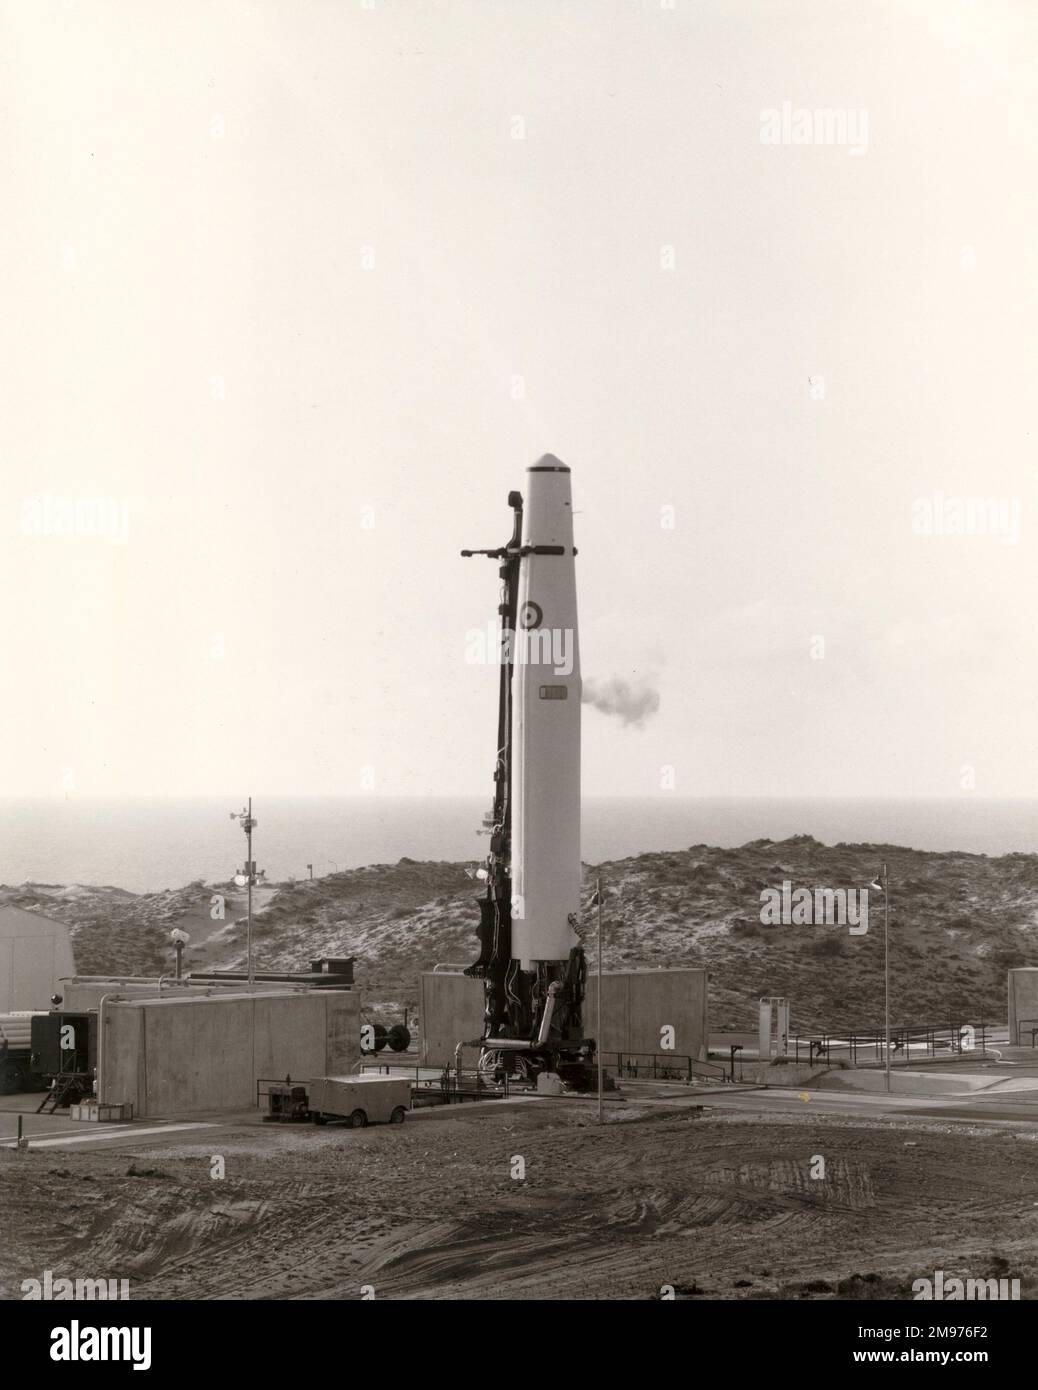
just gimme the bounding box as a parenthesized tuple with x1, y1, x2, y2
(0, 1011, 46, 1093)
(30, 1010, 97, 1111)
(263, 1080, 311, 1124)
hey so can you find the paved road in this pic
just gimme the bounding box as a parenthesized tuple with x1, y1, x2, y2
(6, 1068, 1038, 1153)
(0, 1094, 222, 1150)
(626, 1081, 1038, 1126)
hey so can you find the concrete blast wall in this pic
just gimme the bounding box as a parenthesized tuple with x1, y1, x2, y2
(583, 969, 708, 1061)
(420, 971, 487, 1066)
(99, 990, 360, 1117)
(1008, 969, 1038, 1045)
(420, 968, 708, 1066)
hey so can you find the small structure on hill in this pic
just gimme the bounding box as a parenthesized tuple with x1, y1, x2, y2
(758, 995, 790, 1060)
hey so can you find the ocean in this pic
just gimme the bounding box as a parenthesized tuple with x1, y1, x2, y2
(0, 797, 1035, 894)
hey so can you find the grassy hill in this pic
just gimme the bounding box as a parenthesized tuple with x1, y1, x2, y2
(6, 835, 1037, 1031)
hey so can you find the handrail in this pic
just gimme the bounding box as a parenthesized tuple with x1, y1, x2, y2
(789, 1020, 991, 1066)
(599, 1050, 732, 1083)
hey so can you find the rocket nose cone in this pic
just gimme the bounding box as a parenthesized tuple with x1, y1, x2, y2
(529, 453, 570, 473)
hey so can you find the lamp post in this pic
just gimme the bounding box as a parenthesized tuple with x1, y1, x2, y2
(230, 798, 258, 986)
(596, 876, 604, 1125)
(869, 863, 891, 1093)
(170, 928, 190, 981)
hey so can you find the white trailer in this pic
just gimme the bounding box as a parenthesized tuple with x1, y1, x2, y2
(308, 1074, 410, 1128)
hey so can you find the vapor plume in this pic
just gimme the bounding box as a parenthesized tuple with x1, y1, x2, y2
(582, 676, 660, 728)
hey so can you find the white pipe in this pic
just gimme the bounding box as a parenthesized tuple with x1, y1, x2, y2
(96, 992, 122, 1102)
(536, 982, 560, 1046)
(478, 982, 561, 1051)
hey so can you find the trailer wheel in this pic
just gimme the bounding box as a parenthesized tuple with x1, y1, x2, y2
(389, 1106, 406, 1125)
(348, 1109, 367, 1129)
(0, 1061, 23, 1095)
(312, 1112, 328, 1126)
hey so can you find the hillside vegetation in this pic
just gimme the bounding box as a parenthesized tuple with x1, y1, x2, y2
(5, 835, 1036, 1031)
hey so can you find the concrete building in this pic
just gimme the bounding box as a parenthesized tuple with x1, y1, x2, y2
(97, 988, 361, 1117)
(1008, 968, 1038, 1045)
(419, 967, 708, 1067)
(0, 905, 76, 1011)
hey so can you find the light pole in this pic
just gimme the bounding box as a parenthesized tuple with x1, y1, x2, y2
(230, 798, 259, 986)
(596, 876, 604, 1125)
(170, 928, 190, 980)
(869, 863, 890, 1093)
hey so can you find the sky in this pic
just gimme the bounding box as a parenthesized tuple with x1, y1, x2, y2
(1, 0, 1035, 800)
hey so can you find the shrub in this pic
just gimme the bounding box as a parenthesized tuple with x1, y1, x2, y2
(809, 934, 845, 958)
(730, 917, 762, 939)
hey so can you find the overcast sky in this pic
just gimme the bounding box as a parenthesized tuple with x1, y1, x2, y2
(2, 0, 1035, 800)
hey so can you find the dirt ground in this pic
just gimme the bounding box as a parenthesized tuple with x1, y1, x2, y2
(3, 1094, 1038, 1301)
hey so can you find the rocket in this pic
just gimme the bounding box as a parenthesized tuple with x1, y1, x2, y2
(511, 459, 582, 970)
(461, 455, 595, 1086)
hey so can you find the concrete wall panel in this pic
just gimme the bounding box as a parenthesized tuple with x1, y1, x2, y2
(102, 1005, 143, 1111)
(584, 969, 708, 1061)
(1008, 969, 1038, 1045)
(100, 990, 360, 1117)
(420, 972, 486, 1066)
(419, 968, 708, 1066)
(324, 991, 362, 1074)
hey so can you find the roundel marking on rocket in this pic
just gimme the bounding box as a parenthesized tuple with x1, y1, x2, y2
(518, 600, 543, 630)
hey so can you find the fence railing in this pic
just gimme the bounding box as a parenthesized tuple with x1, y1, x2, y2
(358, 1060, 510, 1102)
(600, 1051, 734, 1084)
(789, 1021, 989, 1068)
(256, 1068, 512, 1111)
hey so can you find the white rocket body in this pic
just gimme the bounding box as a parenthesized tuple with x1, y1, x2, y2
(511, 457, 581, 971)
